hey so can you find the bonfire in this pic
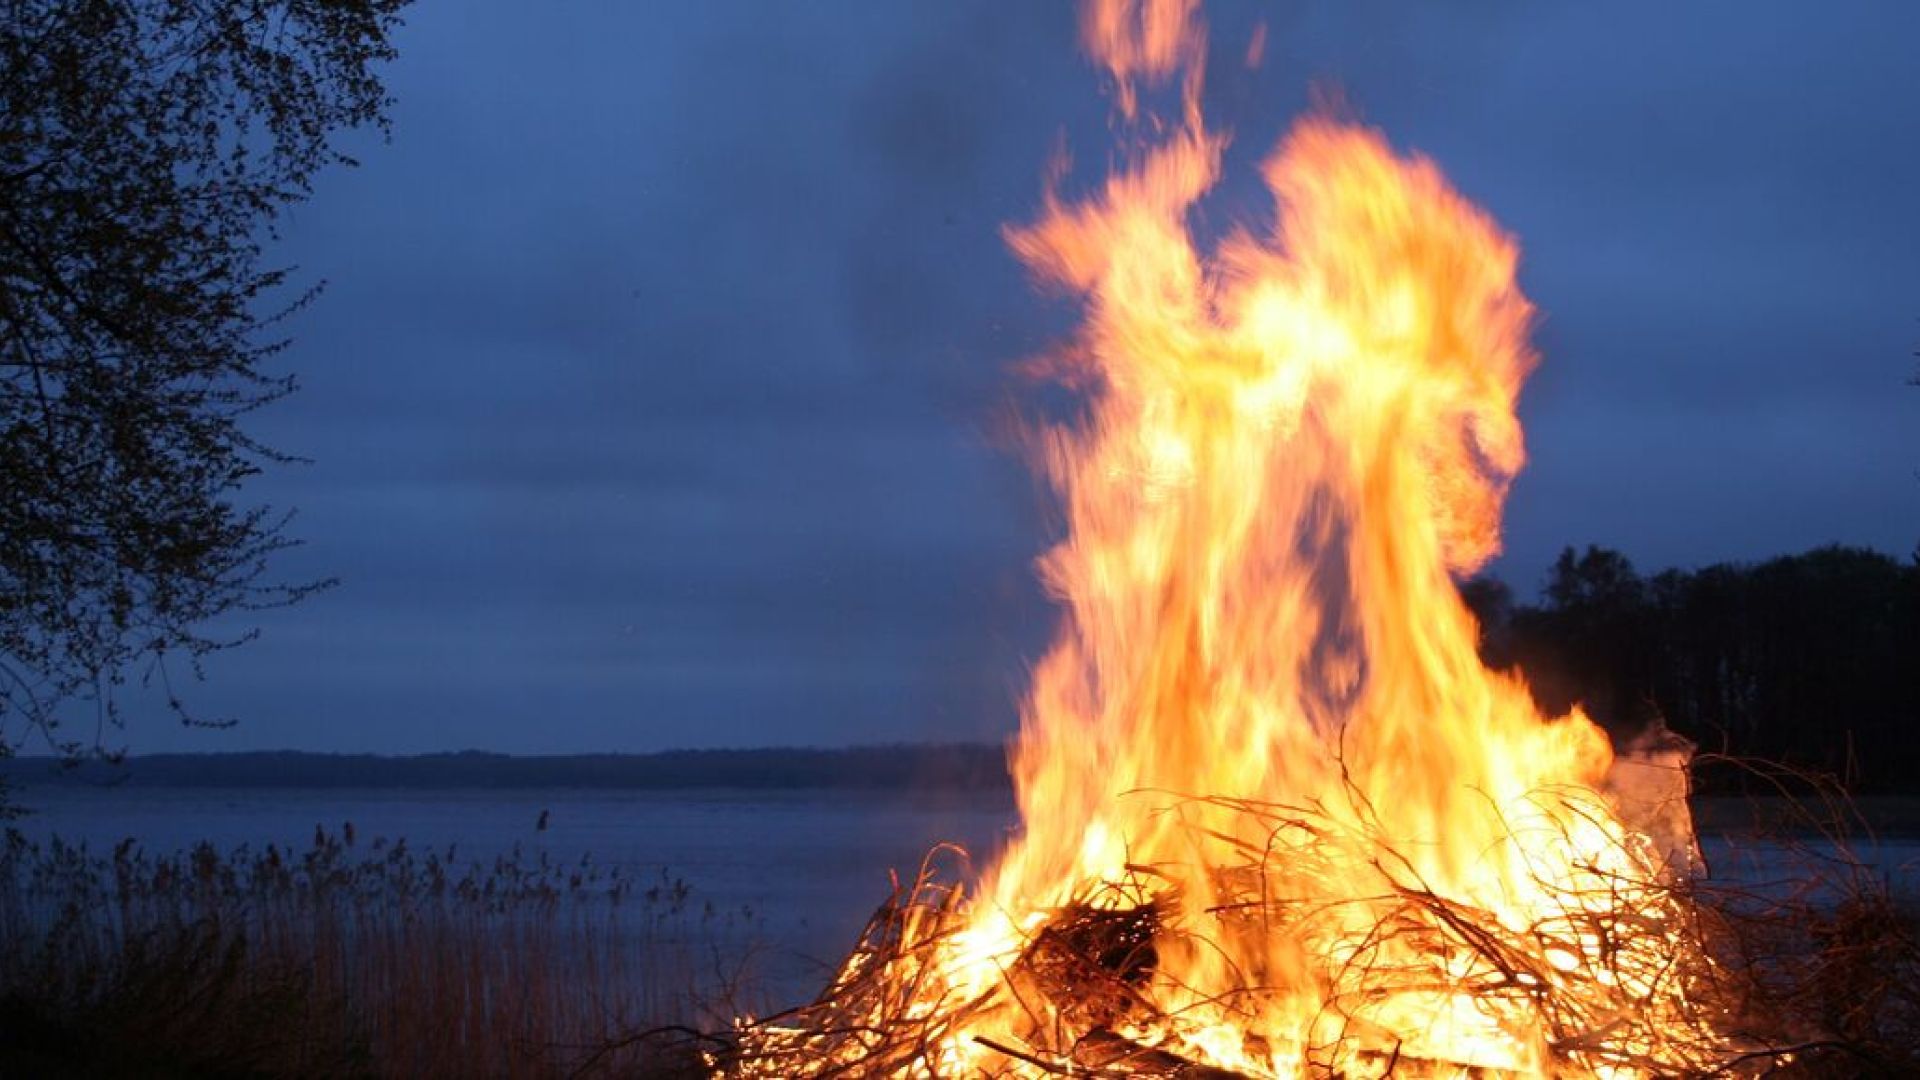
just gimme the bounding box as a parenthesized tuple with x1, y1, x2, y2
(724, 2, 1821, 1075)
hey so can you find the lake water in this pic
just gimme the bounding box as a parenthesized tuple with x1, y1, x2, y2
(8, 785, 1918, 1009)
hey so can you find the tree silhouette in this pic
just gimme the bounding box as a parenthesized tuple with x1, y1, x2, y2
(1469, 545, 1920, 792)
(1, 0, 409, 758)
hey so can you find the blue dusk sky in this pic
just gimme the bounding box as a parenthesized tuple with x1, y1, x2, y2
(130, 2, 1918, 753)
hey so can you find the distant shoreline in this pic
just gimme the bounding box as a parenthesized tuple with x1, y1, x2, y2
(0, 745, 1013, 792)
(11, 750, 1919, 835)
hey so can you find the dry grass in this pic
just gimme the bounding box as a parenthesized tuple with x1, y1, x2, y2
(0, 825, 764, 1078)
(725, 777, 1920, 1078)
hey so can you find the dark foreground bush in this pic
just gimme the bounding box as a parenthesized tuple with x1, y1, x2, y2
(0, 828, 760, 1078)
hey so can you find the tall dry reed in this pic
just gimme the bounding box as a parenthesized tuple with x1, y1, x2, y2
(0, 825, 762, 1077)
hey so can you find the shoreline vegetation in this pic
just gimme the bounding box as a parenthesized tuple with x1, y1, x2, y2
(0, 825, 757, 1078)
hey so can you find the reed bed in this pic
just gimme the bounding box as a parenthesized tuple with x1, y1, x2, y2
(0, 825, 761, 1078)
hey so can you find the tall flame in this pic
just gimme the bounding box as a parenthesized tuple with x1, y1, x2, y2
(738, 3, 1730, 1074)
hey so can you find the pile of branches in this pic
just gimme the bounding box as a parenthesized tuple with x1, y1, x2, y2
(720, 792, 1920, 1078)
(721, 846, 986, 1077)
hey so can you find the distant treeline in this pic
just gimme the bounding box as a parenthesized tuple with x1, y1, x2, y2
(1466, 544, 1920, 793)
(0, 745, 1012, 793)
(7, 543, 1913, 796)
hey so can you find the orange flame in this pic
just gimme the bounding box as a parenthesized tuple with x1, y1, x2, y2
(737, 3, 1731, 1074)
(1080, 0, 1203, 119)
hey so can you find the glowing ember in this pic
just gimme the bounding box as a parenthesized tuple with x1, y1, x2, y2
(733, 1, 1743, 1075)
